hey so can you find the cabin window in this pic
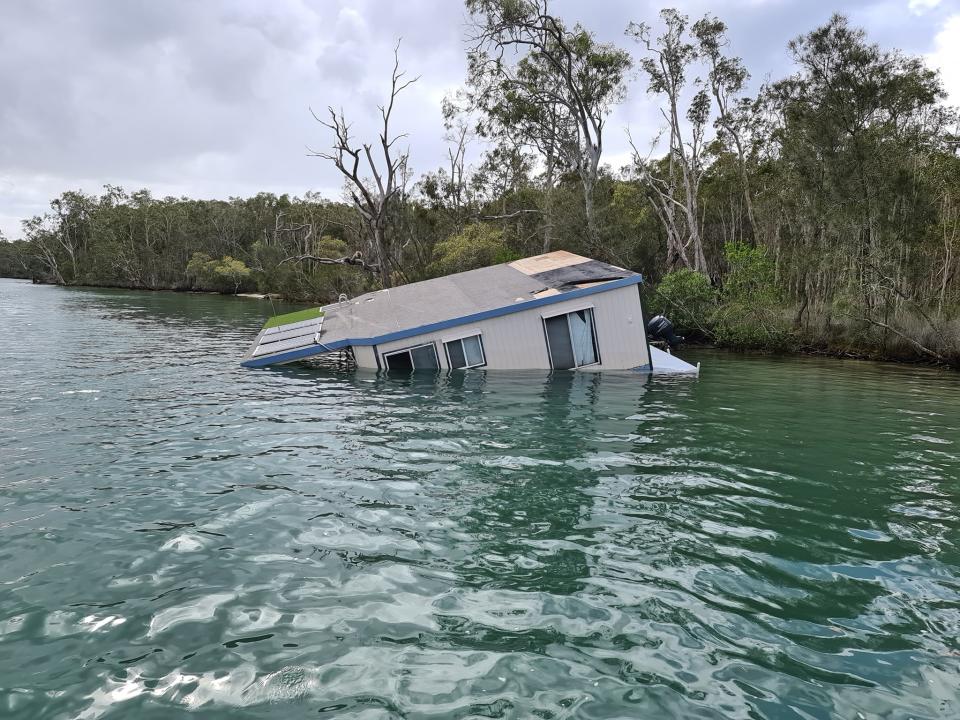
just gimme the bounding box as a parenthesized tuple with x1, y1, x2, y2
(543, 308, 599, 369)
(444, 334, 486, 369)
(383, 343, 439, 371)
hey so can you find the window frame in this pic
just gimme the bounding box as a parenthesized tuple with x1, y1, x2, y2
(541, 306, 601, 369)
(382, 342, 440, 371)
(443, 333, 487, 369)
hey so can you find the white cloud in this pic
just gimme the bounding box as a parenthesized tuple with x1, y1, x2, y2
(927, 14, 960, 105)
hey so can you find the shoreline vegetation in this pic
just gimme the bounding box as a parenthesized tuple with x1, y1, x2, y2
(4, 276, 950, 370)
(1, 3, 957, 368)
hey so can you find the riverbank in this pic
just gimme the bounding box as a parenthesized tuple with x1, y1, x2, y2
(685, 341, 957, 372)
(5, 276, 297, 302)
(8, 275, 956, 370)
(691, 339, 958, 371)
(645, 267, 959, 371)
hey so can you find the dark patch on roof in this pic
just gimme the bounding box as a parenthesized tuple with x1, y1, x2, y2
(532, 259, 634, 289)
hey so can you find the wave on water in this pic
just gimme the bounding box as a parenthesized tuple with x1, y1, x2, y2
(0, 280, 958, 719)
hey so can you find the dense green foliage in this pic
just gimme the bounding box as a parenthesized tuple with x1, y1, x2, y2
(431, 223, 518, 275)
(651, 244, 791, 350)
(648, 269, 717, 339)
(185, 253, 252, 294)
(713, 242, 790, 350)
(1, 6, 957, 366)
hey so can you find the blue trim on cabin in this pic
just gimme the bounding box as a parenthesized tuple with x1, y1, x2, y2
(241, 274, 645, 368)
(631, 363, 652, 372)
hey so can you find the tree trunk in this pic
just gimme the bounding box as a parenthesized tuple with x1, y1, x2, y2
(542, 153, 555, 254)
(583, 175, 597, 254)
(580, 145, 602, 255)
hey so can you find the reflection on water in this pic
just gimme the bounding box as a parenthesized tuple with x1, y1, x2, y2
(0, 278, 958, 719)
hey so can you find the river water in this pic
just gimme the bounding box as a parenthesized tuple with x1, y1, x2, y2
(1, 278, 958, 719)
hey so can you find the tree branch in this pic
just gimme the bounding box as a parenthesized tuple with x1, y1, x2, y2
(278, 252, 381, 275)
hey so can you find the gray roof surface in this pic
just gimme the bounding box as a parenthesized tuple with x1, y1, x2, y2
(318, 263, 549, 344)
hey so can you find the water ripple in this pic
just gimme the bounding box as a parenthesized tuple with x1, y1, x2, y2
(1, 279, 959, 719)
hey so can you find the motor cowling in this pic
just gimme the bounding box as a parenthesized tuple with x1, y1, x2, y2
(647, 314, 684, 347)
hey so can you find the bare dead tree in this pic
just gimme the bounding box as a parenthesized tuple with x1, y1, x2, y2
(444, 111, 471, 229)
(268, 211, 315, 253)
(628, 129, 690, 269)
(307, 41, 419, 287)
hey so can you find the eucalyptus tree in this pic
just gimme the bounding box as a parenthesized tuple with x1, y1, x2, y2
(0, 233, 36, 280)
(928, 153, 960, 320)
(465, 0, 631, 253)
(766, 15, 953, 322)
(20, 191, 98, 285)
(691, 16, 755, 235)
(627, 9, 712, 274)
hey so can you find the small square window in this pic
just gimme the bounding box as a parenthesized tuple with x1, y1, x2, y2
(444, 334, 486, 369)
(383, 343, 439, 371)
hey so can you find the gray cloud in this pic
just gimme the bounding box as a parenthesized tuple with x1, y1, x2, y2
(0, 0, 956, 237)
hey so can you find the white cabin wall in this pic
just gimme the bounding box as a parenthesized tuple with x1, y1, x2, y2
(352, 284, 649, 371)
(351, 345, 377, 368)
(589, 284, 650, 369)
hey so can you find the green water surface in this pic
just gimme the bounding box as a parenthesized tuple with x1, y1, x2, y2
(0, 278, 958, 719)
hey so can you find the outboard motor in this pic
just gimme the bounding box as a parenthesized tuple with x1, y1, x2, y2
(647, 314, 684, 348)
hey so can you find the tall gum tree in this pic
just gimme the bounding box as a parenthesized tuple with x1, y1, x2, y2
(692, 16, 755, 238)
(465, 0, 631, 254)
(766, 14, 953, 335)
(628, 9, 714, 275)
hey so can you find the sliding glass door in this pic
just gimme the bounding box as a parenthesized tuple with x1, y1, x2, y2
(544, 308, 599, 369)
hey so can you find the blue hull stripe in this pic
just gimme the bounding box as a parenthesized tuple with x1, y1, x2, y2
(241, 274, 644, 368)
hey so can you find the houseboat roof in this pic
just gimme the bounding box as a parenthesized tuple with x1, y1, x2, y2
(242, 251, 643, 368)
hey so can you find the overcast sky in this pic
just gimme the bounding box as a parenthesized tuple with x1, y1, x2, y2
(0, 0, 957, 239)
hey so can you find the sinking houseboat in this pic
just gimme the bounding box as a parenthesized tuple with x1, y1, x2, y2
(241, 251, 698, 374)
